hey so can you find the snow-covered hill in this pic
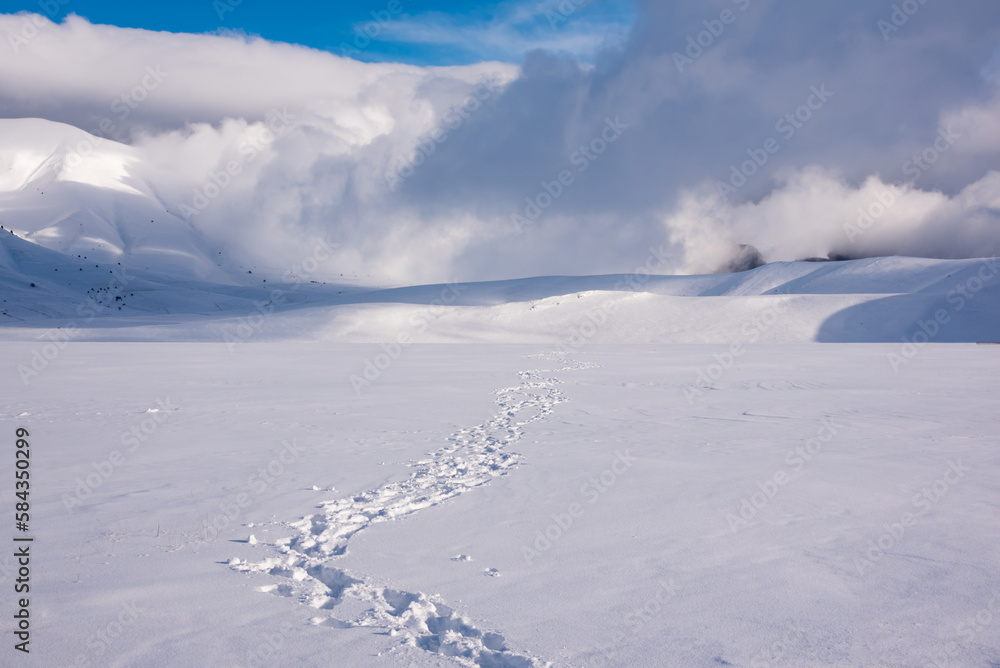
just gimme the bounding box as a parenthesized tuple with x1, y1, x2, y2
(300, 256, 1000, 345)
(2, 235, 998, 344)
(0, 118, 232, 281)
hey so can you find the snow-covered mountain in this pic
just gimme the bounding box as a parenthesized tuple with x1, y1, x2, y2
(0, 118, 230, 280)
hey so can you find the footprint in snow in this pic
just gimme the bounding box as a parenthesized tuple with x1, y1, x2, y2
(229, 361, 597, 668)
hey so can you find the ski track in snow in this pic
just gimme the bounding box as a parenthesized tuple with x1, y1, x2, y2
(232, 356, 595, 667)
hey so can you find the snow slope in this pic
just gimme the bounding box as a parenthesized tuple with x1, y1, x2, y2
(0, 118, 229, 281)
(2, 236, 998, 344)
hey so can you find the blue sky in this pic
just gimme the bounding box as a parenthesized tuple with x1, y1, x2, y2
(8, 0, 637, 64)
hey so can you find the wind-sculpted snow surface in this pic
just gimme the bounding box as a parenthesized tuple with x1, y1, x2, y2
(233, 357, 594, 666)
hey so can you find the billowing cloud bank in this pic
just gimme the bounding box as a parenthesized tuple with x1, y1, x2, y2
(1, 2, 999, 284)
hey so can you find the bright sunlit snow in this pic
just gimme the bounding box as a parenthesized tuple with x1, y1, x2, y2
(2, 342, 999, 667)
(3, 2, 1000, 667)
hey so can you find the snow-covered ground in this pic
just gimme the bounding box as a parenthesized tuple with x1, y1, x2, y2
(3, 121, 1000, 664)
(2, 339, 999, 667)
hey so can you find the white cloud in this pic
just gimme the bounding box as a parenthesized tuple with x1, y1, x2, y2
(0, 13, 523, 283)
(1, 1, 999, 286)
(666, 168, 1000, 274)
(373, 0, 635, 63)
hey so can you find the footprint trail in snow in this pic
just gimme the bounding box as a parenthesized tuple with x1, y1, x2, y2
(232, 358, 594, 667)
